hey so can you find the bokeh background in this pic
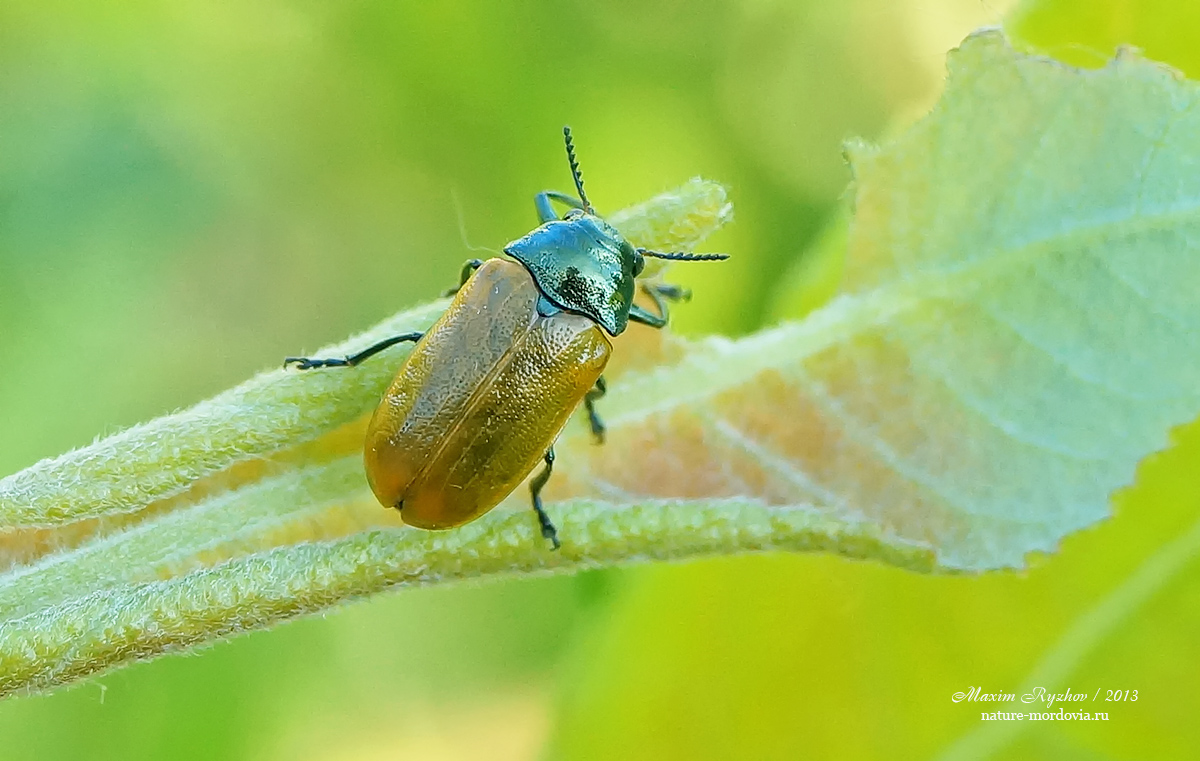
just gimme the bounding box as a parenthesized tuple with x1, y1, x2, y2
(4, 1, 1200, 759)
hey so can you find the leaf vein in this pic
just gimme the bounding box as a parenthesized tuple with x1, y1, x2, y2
(705, 415, 851, 513)
(791, 366, 965, 515)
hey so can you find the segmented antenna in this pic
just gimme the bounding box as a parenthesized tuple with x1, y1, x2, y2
(637, 248, 730, 261)
(562, 126, 594, 214)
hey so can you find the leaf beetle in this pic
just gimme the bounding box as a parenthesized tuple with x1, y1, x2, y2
(285, 127, 728, 548)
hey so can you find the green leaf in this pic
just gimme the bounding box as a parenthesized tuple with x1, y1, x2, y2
(767, 204, 849, 321)
(5, 29, 1200, 698)
(1008, 0, 1200, 78)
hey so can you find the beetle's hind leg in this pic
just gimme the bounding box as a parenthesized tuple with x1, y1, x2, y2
(530, 447, 561, 550)
(283, 332, 423, 370)
(585, 376, 607, 444)
(442, 259, 485, 296)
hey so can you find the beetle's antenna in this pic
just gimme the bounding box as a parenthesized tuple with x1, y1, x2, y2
(563, 126, 594, 214)
(637, 248, 730, 261)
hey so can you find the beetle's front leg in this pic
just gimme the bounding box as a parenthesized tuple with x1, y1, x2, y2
(529, 447, 560, 550)
(442, 259, 484, 297)
(584, 376, 607, 444)
(284, 332, 424, 370)
(534, 190, 585, 224)
(628, 281, 691, 329)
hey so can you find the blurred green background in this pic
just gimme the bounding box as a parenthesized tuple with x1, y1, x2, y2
(4, 1, 1199, 759)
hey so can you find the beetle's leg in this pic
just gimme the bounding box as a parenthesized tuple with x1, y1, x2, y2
(530, 447, 561, 550)
(584, 376, 607, 444)
(535, 190, 585, 224)
(627, 303, 666, 328)
(648, 282, 692, 302)
(283, 332, 423, 370)
(442, 258, 485, 296)
(628, 281, 694, 329)
(628, 283, 671, 328)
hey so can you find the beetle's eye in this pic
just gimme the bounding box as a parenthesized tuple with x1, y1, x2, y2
(632, 249, 645, 277)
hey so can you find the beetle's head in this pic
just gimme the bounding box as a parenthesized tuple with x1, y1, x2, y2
(505, 127, 727, 336)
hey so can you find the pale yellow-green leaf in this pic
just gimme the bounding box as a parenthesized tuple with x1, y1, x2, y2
(4, 180, 928, 696)
(0, 499, 929, 697)
(4, 29, 1200, 699)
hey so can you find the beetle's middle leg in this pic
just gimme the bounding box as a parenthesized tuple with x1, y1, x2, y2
(442, 258, 485, 296)
(585, 376, 607, 444)
(284, 332, 424, 370)
(647, 282, 691, 303)
(530, 447, 561, 550)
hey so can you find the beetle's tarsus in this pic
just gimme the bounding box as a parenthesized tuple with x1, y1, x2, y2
(530, 447, 560, 550)
(585, 376, 607, 444)
(538, 512, 561, 551)
(284, 332, 424, 371)
(283, 356, 350, 370)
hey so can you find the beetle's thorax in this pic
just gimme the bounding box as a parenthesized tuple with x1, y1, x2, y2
(503, 211, 639, 336)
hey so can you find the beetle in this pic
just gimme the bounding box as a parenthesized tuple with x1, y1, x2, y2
(284, 127, 728, 548)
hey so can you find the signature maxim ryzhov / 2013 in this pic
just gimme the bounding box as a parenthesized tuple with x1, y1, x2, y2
(952, 686, 1137, 707)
